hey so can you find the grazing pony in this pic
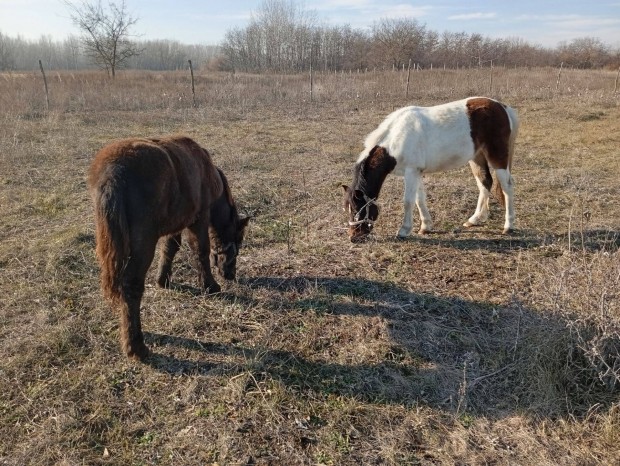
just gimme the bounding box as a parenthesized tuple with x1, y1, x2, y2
(88, 135, 250, 360)
(343, 97, 519, 242)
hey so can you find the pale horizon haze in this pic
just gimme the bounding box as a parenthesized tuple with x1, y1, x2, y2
(0, 0, 619, 48)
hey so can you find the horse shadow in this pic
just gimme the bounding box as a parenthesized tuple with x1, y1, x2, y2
(143, 274, 620, 418)
(383, 227, 619, 254)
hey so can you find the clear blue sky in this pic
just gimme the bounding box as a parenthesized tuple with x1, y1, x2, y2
(1, 0, 619, 48)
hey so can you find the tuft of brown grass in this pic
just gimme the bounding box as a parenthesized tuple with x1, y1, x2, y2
(0, 68, 619, 465)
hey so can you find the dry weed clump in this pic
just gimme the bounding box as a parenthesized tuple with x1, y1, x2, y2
(0, 68, 620, 464)
(530, 246, 620, 390)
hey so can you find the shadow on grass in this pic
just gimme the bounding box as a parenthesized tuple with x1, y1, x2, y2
(379, 227, 620, 254)
(143, 275, 620, 419)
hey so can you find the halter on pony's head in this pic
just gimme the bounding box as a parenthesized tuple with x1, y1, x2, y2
(342, 186, 380, 242)
(348, 193, 379, 227)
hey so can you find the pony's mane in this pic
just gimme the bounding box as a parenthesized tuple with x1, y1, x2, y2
(358, 106, 411, 163)
(352, 146, 396, 197)
(216, 167, 239, 219)
(351, 159, 368, 192)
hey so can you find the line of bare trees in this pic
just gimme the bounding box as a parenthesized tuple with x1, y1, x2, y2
(1, 0, 219, 73)
(0, 32, 220, 72)
(1, 0, 618, 74)
(221, 2, 618, 72)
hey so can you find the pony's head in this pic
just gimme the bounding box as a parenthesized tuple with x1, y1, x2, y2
(209, 168, 251, 280)
(342, 185, 379, 242)
(342, 146, 396, 243)
(210, 214, 250, 280)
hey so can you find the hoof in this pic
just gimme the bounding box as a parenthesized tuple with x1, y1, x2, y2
(502, 228, 514, 235)
(126, 343, 150, 361)
(205, 282, 222, 294)
(156, 276, 171, 288)
(463, 221, 475, 228)
(418, 229, 432, 235)
(350, 234, 369, 244)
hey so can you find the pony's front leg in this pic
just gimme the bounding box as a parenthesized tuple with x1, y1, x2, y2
(397, 170, 415, 238)
(156, 233, 181, 288)
(398, 168, 431, 237)
(188, 222, 221, 293)
(495, 168, 515, 234)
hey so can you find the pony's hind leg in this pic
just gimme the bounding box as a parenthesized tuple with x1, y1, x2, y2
(464, 159, 492, 228)
(119, 236, 157, 360)
(495, 168, 515, 234)
(187, 221, 221, 293)
(156, 233, 182, 288)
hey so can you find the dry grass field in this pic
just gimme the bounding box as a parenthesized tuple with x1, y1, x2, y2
(1, 67, 619, 465)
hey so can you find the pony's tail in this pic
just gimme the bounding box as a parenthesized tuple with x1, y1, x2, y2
(493, 105, 519, 207)
(93, 180, 130, 304)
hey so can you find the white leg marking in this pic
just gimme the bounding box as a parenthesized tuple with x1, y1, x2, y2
(398, 168, 421, 238)
(416, 180, 433, 234)
(464, 173, 490, 227)
(495, 168, 515, 233)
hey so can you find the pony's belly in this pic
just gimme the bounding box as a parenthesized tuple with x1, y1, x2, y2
(422, 152, 473, 173)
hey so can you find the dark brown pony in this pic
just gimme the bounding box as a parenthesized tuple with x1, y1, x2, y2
(88, 135, 250, 360)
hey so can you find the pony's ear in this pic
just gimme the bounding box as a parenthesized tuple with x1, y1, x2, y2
(341, 184, 350, 193)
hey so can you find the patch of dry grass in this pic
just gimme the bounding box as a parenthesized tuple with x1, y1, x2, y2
(0, 68, 619, 465)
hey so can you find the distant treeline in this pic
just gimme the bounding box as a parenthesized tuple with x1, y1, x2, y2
(0, 33, 220, 72)
(1, 7, 618, 73)
(220, 3, 618, 72)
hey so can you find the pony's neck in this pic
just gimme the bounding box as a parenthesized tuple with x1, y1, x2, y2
(355, 146, 396, 198)
(209, 170, 236, 246)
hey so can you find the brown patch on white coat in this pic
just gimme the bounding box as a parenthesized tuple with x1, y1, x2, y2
(464, 98, 517, 232)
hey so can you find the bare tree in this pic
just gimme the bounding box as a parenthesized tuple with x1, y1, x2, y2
(558, 37, 611, 69)
(62, 35, 82, 69)
(0, 32, 16, 71)
(370, 18, 427, 69)
(65, 0, 141, 78)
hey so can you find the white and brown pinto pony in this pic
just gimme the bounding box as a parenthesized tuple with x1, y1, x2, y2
(343, 97, 519, 242)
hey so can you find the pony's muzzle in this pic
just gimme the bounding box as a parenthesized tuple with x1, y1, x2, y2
(348, 224, 372, 242)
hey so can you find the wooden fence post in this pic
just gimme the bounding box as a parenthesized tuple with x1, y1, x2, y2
(39, 60, 49, 111)
(555, 62, 563, 94)
(309, 44, 314, 102)
(406, 59, 412, 99)
(188, 59, 196, 108)
(614, 66, 620, 95)
(310, 59, 314, 102)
